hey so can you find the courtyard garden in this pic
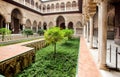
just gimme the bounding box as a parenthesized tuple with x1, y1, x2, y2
(15, 27, 80, 77)
(16, 38, 80, 77)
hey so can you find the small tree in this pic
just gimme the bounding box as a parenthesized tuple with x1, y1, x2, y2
(44, 27, 63, 57)
(37, 29, 44, 36)
(22, 29, 33, 38)
(62, 29, 74, 40)
(0, 28, 11, 41)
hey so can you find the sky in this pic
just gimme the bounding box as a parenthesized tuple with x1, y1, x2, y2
(41, 0, 49, 1)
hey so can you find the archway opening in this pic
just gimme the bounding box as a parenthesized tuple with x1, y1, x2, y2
(0, 15, 6, 28)
(68, 22, 73, 29)
(38, 22, 41, 29)
(56, 16, 66, 29)
(76, 21, 83, 34)
(33, 21, 37, 32)
(48, 22, 53, 29)
(43, 22, 47, 30)
(11, 8, 22, 34)
(66, 2, 71, 10)
(25, 19, 31, 29)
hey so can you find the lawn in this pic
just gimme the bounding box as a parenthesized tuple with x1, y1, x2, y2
(16, 38, 80, 77)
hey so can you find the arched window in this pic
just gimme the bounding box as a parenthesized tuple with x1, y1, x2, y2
(61, 2, 65, 11)
(72, 1, 77, 8)
(25, 0, 30, 6)
(36, 2, 38, 10)
(51, 4, 54, 11)
(43, 5, 46, 12)
(31, 0, 34, 6)
(47, 4, 50, 12)
(66, 2, 71, 10)
(56, 3, 59, 11)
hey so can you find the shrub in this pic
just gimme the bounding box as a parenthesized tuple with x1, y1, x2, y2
(22, 29, 33, 38)
(62, 29, 74, 40)
(0, 28, 11, 41)
(37, 29, 44, 36)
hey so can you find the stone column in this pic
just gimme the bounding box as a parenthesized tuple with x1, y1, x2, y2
(7, 23, 10, 30)
(98, 1, 108, 69)
(30, 0, 31, 7)
(23, 0, 25, 5)
(31, 26, 33, 30)
(65, 4, 66, 11)
(83, 25, 86, 38)
(36, 26, 38, 32)
(74, 27, 76, 35)
(86, 22, 89, 42)
(23, 24, 25, 30)
(89, 16, 94, 48)
(6, 23, 8, 29)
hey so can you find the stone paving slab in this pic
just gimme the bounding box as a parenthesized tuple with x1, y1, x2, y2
(77, 37, 102, 77)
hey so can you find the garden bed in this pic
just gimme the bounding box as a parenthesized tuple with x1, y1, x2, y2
(16, 38, 80, 77)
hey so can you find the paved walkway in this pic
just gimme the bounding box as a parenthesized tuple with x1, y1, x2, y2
(77, 37, 102, 77)
(0, 38, 44, 62)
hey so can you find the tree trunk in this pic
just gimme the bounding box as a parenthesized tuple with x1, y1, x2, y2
(54, 43, 56, 58)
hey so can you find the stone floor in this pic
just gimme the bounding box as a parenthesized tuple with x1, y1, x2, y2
(77, 37, 120, 77)
(93, 37, 120, 69)
(86, 37, 120, 77)
(77, 37, 102, 77)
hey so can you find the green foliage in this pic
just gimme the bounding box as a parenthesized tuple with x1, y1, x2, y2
(16, 38, 80, 77)
(22, 29, 33, 38)
(62, 29, 74, 40)
(0, 28, 11, 41)
(44, 27, 63, 44)
(44, 27, 63, 56)
(37, 29, 44, 36)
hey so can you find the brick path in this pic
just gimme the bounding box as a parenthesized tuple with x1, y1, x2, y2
(77, 37, 102, 77)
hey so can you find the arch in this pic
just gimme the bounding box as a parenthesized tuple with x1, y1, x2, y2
(11, 8, 23, 34)
(0, 14, 6, 28)
(66, 2, 71, 10)
(33, 20, 37, 32)
(68, 22, 73, 29)
(51, 4, 54, 11)
(43, 22, 47, 30)
(76, 21, 83, 34)
(31, 0, 34, 6)
(43, 5, 46, 12)
(72, 1, 77, 8)
(47, 4, 50, 12)
(56, 16, 66, 29)
(38, 22, 41, 29)
(35, 2, 38, 10)
(25, 19, 31, 29)
(39, 5, 41, 11)
(25, 0, 30, 3)
(48, 22, 53, 28)
(56, 3, 59, 10)
(61, 2, 65, 11)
